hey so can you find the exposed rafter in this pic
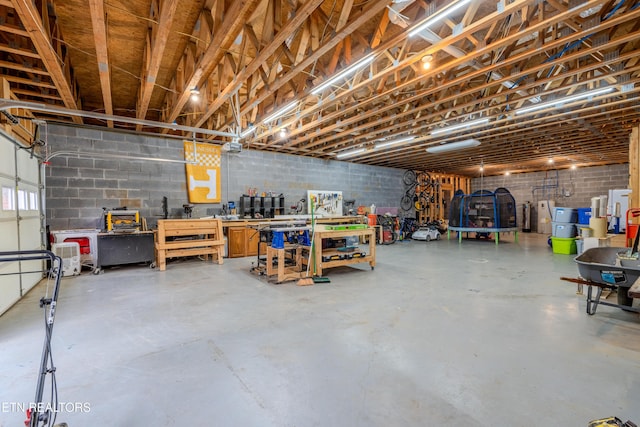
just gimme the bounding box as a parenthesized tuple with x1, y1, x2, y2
(195, 0, 325, 129)
(11, 0, 82, 123)
(161, 0, 261, 129)
(88, 0, 113, 127)
(1, 0, 639, 176)
(135, 0, 178, 130)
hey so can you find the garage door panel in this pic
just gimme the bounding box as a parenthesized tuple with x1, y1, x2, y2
(19, 217, 41, 250)
(0, 135, 15, 176)
(16, 148, 39, 184)
(20, 259, 43, 294)
(1, 133, 43, 316)
(0, 263, 21, 315)
(0, 218, 19, 251)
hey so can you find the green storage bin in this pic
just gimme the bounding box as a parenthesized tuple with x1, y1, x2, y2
(551, 236, 577, 254)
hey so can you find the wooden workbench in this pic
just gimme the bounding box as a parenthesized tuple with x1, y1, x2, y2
(312, 225, 376, 277)
(222, 216, 364, 258)
(265, 243, 311, 283)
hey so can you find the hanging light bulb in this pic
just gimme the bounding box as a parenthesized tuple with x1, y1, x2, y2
(422, 55, 433, 70)
(279, 128, 287, 138)
(190, 87, 200, 102)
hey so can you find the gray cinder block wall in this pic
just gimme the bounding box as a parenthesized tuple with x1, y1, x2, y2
(44, 123, 631, 231)
(44, 124, 405, 230)
(471, 164, 629, 231)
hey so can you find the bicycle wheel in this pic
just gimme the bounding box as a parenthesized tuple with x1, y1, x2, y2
(400, 194, 413, 211)
(417, 172, 432, 187)
(403, 170, 417, 186)
(417, 193, 430, 212)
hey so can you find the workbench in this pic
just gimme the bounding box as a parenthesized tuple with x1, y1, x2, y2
(249, 223, 311, 281)
(312, 225, 376, 277)
(264, 244, 310, 283)
(222, 215, 364, 258)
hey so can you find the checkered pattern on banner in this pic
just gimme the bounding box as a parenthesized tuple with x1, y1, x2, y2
(185, 147, 221, 168)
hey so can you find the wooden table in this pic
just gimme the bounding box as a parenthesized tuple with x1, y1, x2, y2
(312, 225, 376, 277)
(265, 243, 310, 283)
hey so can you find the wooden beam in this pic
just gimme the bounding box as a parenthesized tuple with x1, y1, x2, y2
(0, 43, 41, 59)
(195, 0, 324, 128)
(136, 0, 179, 128)
(370, 8, 390, 49)
(336, 0, 354, 31)
(0, 23, 29, 37)
(88, 0, 113, 127)
(163, 0, 261, 128)
(11, 87, 62, 101)
(1, 74, 56, 89)
(630, 125, 640, 209)
(238, 0, 392, 120)
(276, 0, 619, 147)
(0, 59, 50, 75)
(11, 0, 81, 122)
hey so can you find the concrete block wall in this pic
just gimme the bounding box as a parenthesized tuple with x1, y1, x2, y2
(44, 124, 405, 230)
(471, 164, 629, 231)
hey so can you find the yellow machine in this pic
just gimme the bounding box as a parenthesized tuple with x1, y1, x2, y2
(588, 417, 637, 427)
(105, 210, 141, 232)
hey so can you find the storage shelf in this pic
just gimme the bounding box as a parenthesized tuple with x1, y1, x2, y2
(240, 195, 285, 218)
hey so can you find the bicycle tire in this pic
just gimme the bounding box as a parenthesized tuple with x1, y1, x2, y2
(403, 170, 417, 186)
(417, 172, 432, 187)
(417, 193, 429, 212)
(400, 194, 413, 211)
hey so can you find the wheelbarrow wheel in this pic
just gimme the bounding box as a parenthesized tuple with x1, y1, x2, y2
(617, 289, 634, 311)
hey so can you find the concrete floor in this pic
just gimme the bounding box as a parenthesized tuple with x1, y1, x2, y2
(1, 233, 639, 426)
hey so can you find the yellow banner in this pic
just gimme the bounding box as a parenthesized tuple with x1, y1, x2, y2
(184, 141, 222, 203)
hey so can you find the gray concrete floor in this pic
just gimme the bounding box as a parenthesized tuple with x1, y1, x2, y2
(1, 233, 639, 426)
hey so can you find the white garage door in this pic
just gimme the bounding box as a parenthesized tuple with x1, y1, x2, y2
(0, 131, 43, 316)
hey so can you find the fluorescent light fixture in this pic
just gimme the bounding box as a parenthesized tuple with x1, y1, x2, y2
(311, 55, 375, 95)
(426, 139, 480, 153)
(409, 0, 473, 37)
(240, 126, 255, 138)
(262, 101, 298, 124)
(336, 148, 366, 159)
(515, 87, 615, 115)
(375, 136, 414, 149)
(430, 118, 489, 136)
